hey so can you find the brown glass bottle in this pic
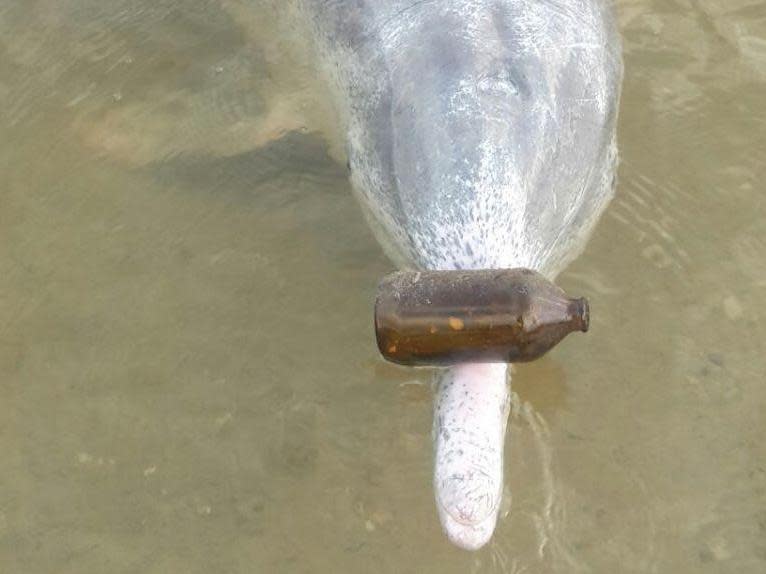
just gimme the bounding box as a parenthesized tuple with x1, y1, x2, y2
(375, 268, 589, 366)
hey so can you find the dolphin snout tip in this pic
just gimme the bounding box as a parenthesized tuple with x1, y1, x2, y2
(436, 500, 499, 551)
(435, 474, 502, 551)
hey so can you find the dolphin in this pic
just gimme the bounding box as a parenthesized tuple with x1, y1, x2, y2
(297, 0, 622, 549)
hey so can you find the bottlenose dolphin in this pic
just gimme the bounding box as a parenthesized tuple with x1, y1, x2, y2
(297, 0, 622, 549)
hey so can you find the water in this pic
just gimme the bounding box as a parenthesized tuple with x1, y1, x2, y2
(0, 1, 764, 572)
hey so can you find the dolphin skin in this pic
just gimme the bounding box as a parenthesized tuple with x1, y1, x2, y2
(296, 0, 622, 549)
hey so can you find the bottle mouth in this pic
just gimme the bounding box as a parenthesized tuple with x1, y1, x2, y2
(572, 297, 590, 333)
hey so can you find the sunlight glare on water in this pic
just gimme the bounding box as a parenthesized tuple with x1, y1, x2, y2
(0, 1, 764, 572)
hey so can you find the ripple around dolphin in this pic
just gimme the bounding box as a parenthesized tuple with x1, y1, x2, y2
(437, 392, 587, 573)
(607, 161, 694, 272)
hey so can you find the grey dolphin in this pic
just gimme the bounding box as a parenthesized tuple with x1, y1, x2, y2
(297, 0, 622, 549)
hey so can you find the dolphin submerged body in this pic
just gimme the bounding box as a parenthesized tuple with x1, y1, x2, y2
(296, 0, 622, 550)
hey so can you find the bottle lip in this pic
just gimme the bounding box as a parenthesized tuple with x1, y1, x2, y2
(575, 297, 590, 333)
(373, 294, 386, 354)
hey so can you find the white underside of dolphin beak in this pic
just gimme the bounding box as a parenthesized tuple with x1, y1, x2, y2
(433, 363, 511, 551)
(436, 495, 501, 551)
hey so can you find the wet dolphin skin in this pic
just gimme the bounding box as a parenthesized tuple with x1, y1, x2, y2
(298, 0, 622, 549)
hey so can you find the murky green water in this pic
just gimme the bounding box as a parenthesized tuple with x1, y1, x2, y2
(1, 1, 764, 572)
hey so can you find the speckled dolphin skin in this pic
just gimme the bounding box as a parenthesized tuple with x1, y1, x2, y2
(298, 0, 622, 549)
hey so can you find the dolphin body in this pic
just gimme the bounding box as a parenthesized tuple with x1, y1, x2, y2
(296, 0, 622, 550)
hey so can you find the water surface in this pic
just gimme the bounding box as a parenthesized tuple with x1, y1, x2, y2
(1, 1, 764, 572)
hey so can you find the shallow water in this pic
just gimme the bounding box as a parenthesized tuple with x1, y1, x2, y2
(1, 1, 765, 572)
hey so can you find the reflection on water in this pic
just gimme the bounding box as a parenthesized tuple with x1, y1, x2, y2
(1, 0, 764, 572)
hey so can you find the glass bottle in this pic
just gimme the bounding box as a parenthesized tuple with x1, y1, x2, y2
(375, 268, 589, 366)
